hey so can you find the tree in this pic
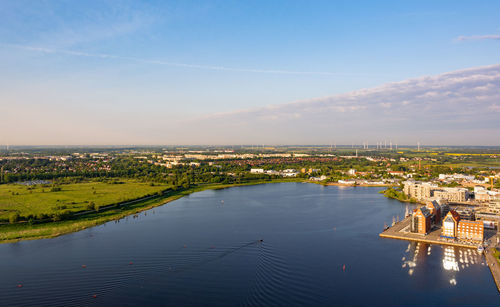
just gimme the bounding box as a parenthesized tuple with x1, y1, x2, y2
(9, 212, 20, 224)
(86, 201, 96, 211)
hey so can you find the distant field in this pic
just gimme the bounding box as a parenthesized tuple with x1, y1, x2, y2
(0, 180, 170, 221)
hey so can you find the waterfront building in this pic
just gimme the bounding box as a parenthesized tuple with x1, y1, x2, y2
(403, 181, 437, 200)
(440, 203, 450, 219)
(411, 207, 431, 234)
(433, 188, 470, 202)
(338, 180, 356, 185)
(250, 168, 264, 174)
(457, 220, 484, 242)
(455, 208, 475, 220)
(426, 200, 442, 224)
(403, 181, 470, 202)
(442, 210, 460, 238)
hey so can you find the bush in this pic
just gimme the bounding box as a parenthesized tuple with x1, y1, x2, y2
(51, 210, 72, 222)
(9, 212, 20, 224)
(50, 186, 62, 192)
(36, 213, 48, 220)
(86, 201, 96, 211)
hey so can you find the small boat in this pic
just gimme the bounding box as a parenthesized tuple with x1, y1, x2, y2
(477, 245, 484, 253)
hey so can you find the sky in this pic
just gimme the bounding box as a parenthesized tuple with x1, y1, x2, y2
(0, 0, 499, 145)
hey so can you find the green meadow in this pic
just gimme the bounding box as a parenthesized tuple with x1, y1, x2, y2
(0, 180, 170, 221)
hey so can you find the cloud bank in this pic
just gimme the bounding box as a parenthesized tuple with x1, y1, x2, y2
(456, 35, 500, 41)
(175, 64, 500, 145)
(1, 64, 499, 145)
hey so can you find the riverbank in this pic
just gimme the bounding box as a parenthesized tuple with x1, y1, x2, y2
(485, 248, 500, 293)
(0, 179, 303, 244)
(320, 182, 396, 187)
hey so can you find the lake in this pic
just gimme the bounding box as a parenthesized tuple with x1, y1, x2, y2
(1, 183, 498, 306)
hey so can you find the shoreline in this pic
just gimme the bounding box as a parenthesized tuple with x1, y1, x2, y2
(321, 182, 396, 187)
(0, 181, 406, 244)
(485, 248, 500, 293)
(0, 179, 303, 244)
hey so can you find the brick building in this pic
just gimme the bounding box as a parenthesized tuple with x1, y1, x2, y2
(411, 207, 431, 234)
(426, 200, 442, 224)
(442, 210, 460, 238)
(457, 220, 484, 242)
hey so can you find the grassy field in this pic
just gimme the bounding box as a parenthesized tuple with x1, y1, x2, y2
(0, 180, 170, 221)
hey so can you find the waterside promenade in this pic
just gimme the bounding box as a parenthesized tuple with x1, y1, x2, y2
(379, 216, 479, 249)
(485, 247, 500, 293)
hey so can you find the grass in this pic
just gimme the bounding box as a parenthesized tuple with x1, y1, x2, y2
(0, 178, 304, 243)
(494, 248, 500, 266)
(0, 180, 170, 221)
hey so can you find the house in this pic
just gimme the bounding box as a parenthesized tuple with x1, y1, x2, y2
(442, 210, 460, 238)
(250, 168, 264, 174)
(411, 207, 431, 234)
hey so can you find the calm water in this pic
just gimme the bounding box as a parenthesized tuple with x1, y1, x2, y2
(1, 183, 498, 306)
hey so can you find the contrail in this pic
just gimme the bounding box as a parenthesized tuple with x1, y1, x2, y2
(4, 43, 389, 77)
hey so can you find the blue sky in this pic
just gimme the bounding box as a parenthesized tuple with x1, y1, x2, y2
(1, 0, 499, 145)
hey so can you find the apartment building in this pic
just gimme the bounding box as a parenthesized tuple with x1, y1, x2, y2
(442, 210, 460, 238)
(457, 220, 484, 242)
(403, 181, 437, 200)
(433, 188, 470, 202)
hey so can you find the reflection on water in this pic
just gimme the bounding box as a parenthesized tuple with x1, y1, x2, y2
(443, 246, 459, 272)
(401, 242, 485, 286)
